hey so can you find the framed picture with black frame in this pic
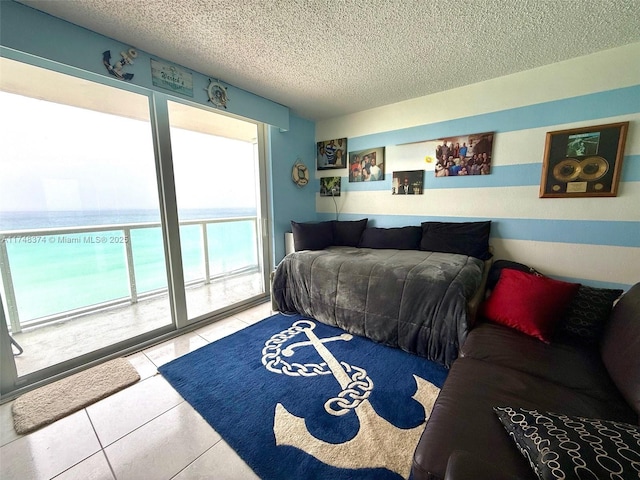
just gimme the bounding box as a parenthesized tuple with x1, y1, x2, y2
(540, 122, 629, 198)
(317, 138, 347, 170)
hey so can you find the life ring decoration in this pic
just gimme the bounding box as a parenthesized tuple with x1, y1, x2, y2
(206, 79, 229, 109)
(292, 160, 310, 187)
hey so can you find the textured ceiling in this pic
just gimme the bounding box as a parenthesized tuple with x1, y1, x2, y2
(18, 0, 640, 121)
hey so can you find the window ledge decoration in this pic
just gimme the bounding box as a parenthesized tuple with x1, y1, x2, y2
(102, 48, 137, 81)
(206, 79, 228, 109)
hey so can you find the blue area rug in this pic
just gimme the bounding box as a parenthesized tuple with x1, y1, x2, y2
(159, 313, 447, 479)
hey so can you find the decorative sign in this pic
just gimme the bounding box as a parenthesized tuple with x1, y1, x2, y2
(150, 59, 193, 97)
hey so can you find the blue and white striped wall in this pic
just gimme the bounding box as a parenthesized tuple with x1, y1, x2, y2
(315, 43, 640, 290)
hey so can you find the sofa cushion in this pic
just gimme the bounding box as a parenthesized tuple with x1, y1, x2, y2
(444, 450, 523, 480)
(461, 322, 628, 404)
(291, 220, 334, 251)
(494, 407, 640, 480)
(411, 358, 636, 480)
(420, 221, 492, 260)
(358, 226, 422, 250)
(601, 282, 640, 420)
(479, 269, 580, 342)
(554, 284, 623, 347)
(332, 219, 368, 246)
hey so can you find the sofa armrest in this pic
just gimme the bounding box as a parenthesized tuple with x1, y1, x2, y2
(444, 450, 529, 480)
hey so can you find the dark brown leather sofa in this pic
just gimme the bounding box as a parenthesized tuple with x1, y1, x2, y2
(411, 282, 640, 480)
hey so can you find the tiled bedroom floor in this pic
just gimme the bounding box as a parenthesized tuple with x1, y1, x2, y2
(0, 302, 273, 480)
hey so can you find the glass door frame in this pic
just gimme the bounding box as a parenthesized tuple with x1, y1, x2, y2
(159, 93, 272, 325)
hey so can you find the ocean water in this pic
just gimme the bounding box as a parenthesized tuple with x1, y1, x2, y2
(0, 208, 259, 321)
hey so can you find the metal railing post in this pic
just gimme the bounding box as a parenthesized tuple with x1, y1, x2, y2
(0, 236, 21, 333)
(123, 227, 138, 304)
(201, 223, 211, 284)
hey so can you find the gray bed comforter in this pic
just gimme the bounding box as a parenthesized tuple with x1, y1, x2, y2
(272, 246, 485, 367)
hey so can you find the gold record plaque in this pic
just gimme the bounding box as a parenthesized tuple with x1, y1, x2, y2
(540, 122, 629, 198)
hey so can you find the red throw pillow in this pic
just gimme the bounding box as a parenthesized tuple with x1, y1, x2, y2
(480, 269, 580, 342)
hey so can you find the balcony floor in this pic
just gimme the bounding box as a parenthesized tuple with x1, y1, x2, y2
(11, 272, 265, 377)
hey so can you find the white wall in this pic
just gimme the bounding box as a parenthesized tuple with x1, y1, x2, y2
(315, 43, 640, 289)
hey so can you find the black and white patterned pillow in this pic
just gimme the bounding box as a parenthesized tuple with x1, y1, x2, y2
(494, 406, 640, 480)
(555, 285, 623, 347)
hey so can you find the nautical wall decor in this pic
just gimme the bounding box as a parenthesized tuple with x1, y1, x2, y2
(102, 48, 137, 81)
(206, 79, 229, 109)
(292, 159, 310, 187)
(151, 59, 194, 97)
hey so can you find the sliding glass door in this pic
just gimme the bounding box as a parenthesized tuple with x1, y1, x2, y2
(167, 101, 266, 321)
(0, 55, 269, 395)
(0, 58, 173, 380)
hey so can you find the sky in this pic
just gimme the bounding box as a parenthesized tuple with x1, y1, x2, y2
(0, 91, 257, 214)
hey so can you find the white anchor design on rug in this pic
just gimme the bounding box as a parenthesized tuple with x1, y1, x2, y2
(261, 319, 440, 479)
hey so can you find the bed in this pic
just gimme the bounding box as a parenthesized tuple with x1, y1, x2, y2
(272, 220, 492, 368)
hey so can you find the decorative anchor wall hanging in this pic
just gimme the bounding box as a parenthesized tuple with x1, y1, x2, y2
(206, 79, 229, 109)
(262, 320, 438, 479)
(102, 48, 137, 81)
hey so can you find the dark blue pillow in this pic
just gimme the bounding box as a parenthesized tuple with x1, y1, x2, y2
(420, 221, 492, 260)
(333, 219, 368, 247)
(555, 285, 623, 346)
(291, 221, 334, 251)
(358, 226, 422, 250)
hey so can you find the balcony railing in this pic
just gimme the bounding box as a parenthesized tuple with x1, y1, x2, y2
(0, 216, 260, 333)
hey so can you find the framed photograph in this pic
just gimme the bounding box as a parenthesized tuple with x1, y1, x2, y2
(540, 122, 629, 198)
(431, 132, 494, 177)
(320, 177, 341, 196)
(392, 170, 424, 195)
(348, 147, 385, 182)
(317, 138, 347, 170)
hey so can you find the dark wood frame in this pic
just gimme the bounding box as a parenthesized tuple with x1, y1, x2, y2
(540, 122, 628, 198)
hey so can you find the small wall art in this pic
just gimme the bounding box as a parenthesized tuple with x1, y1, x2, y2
(317, 138, 347, 170)
(540, 122, 628, 198)
(150, 58, 194, 96)
(392, 170, 424, 194)
(348, 147, 385, 182)
(428, 132, 494, 177)
(320, 177, 341, 196)
(102, 48, 137, 81)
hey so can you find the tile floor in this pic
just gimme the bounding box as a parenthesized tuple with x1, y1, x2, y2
(0, 302, 273, 480)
